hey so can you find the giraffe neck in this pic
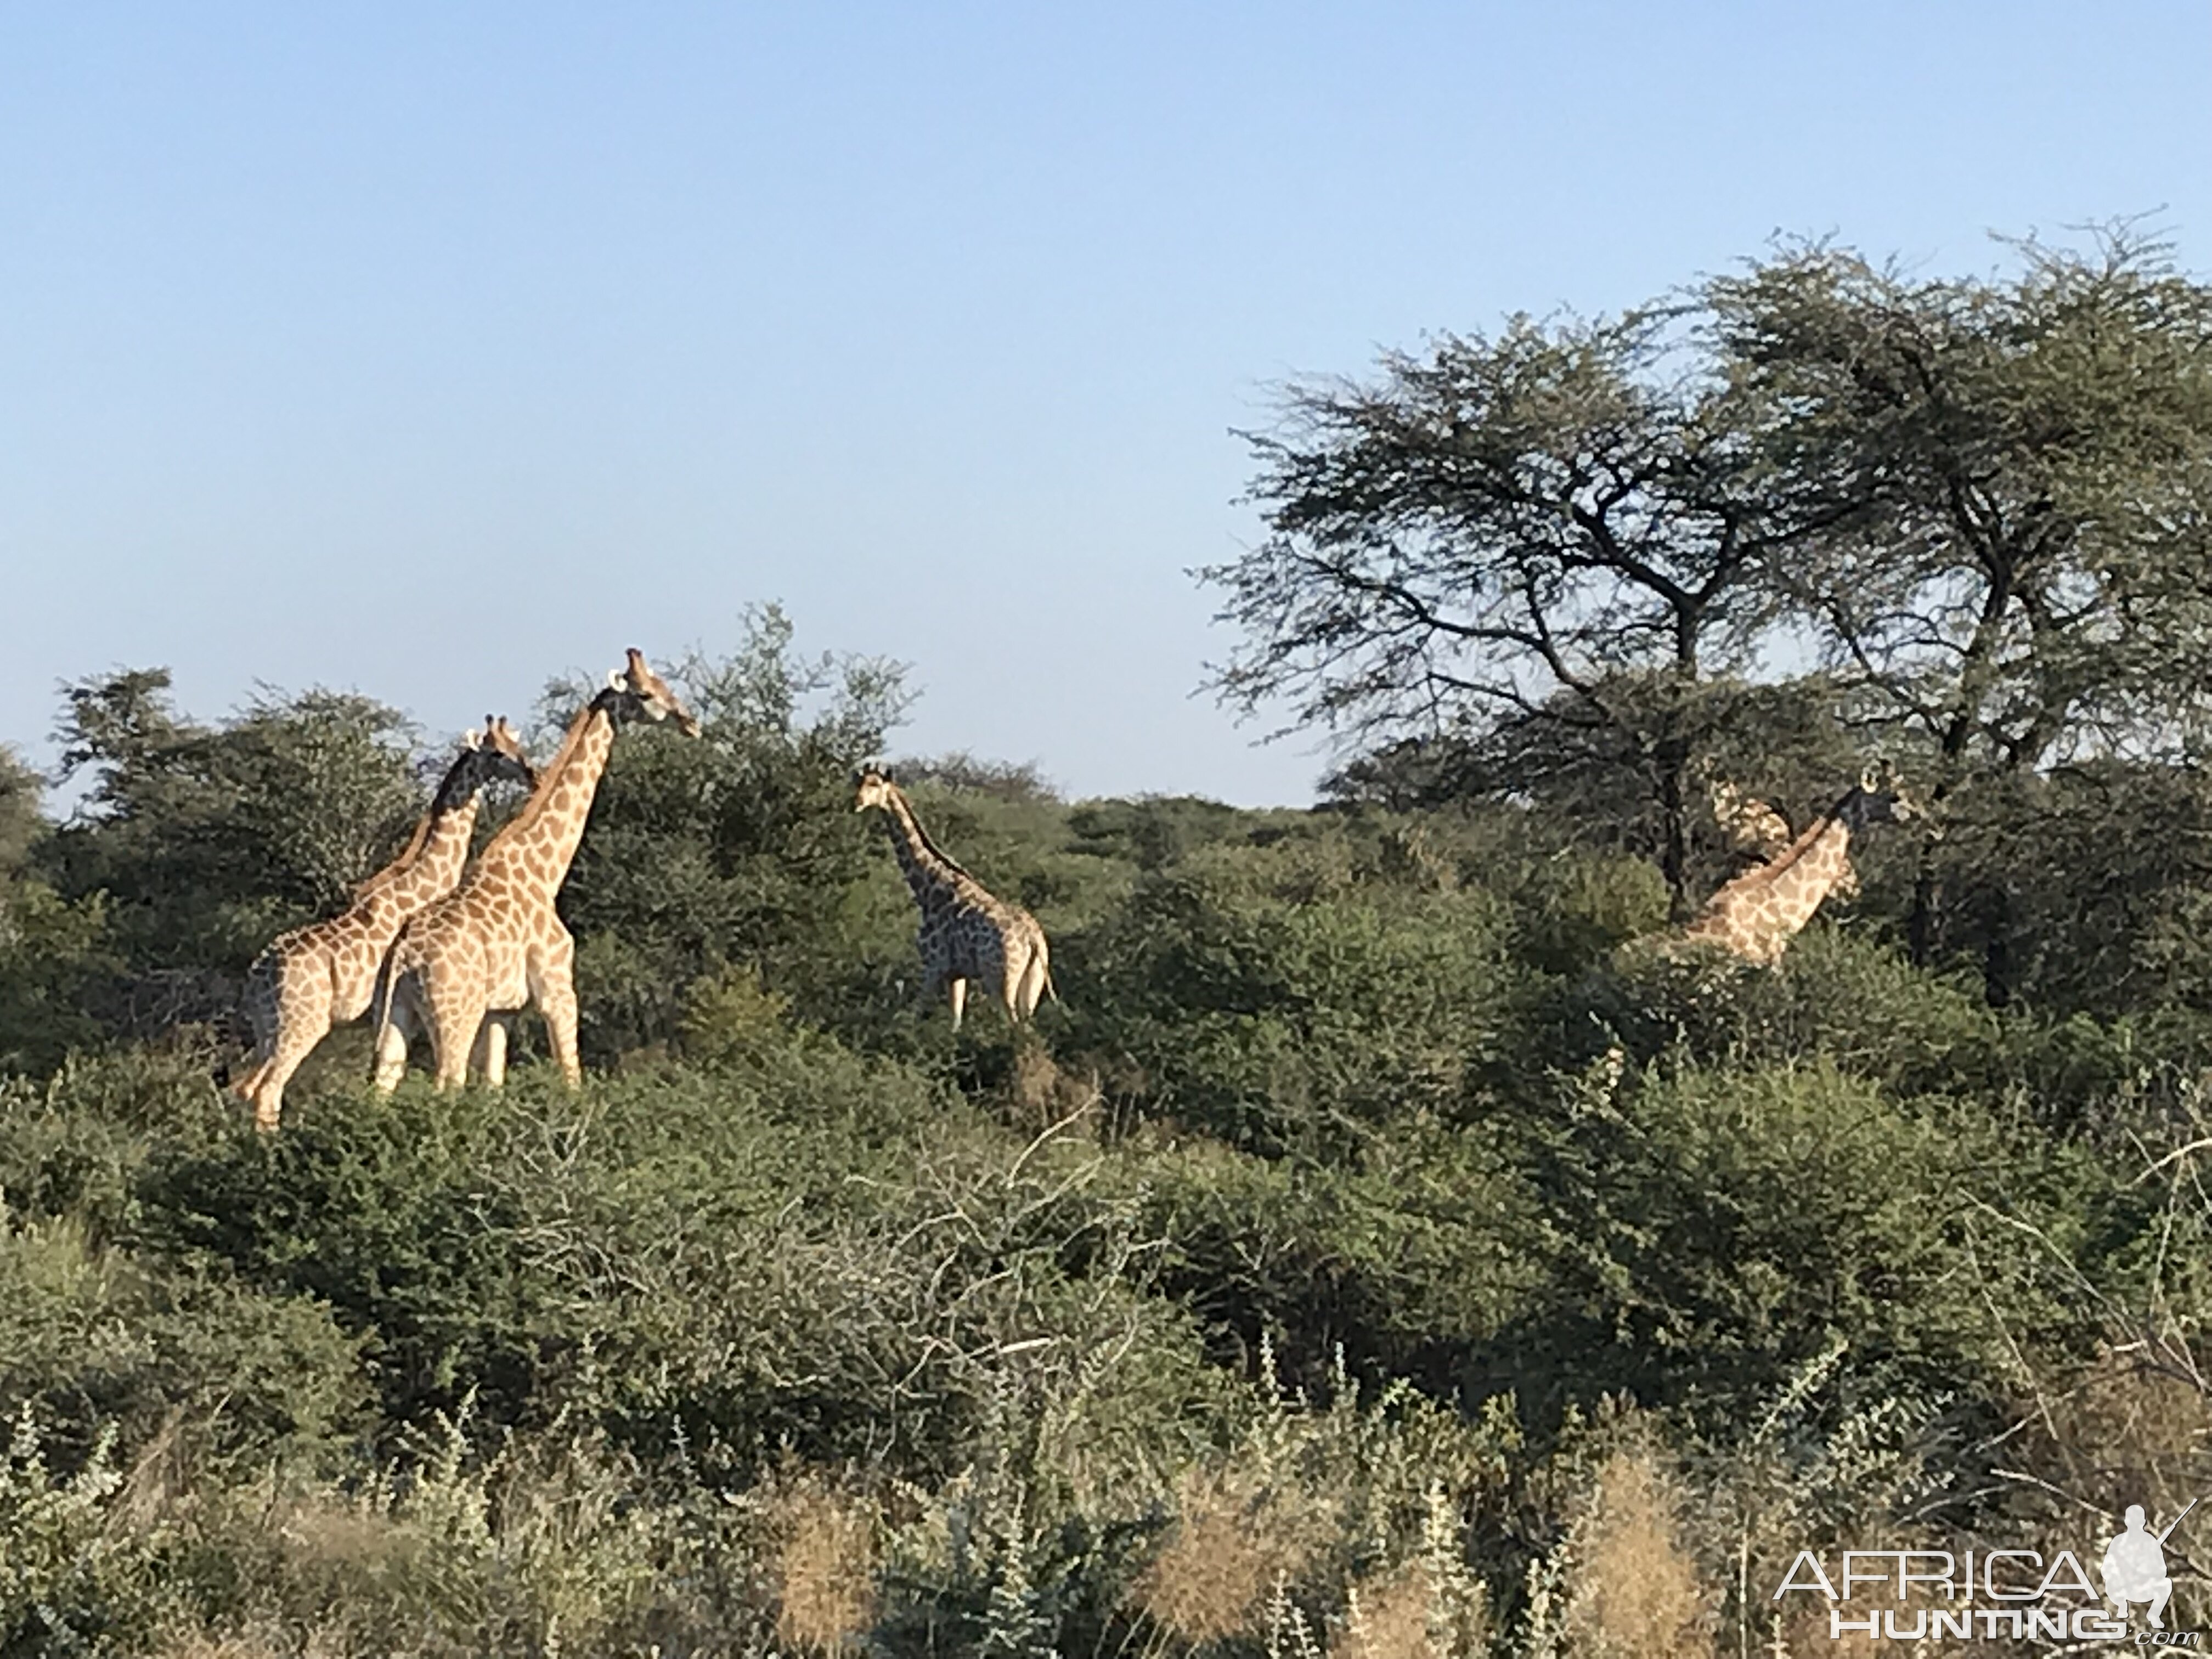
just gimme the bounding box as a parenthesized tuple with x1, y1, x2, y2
(353, 750, 489, 905)
(474, 693, 617, 895)
(880, 787, 967, 910)
(1758, 814, 1854, 934)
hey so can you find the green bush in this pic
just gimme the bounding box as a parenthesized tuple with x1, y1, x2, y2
(1506, 1058, 2088, 1430)
(1059, 837, 1532, 1152)
(1576, 928, 2004, 1097)
(1121, 1119, 1541, 1399)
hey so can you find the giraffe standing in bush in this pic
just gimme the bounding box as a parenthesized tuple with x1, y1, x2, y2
(854, 764, 1054, 1029)
(370, 650, 699, 1091)
(232, 718, 535, 1131)
(1674, 767, 1915, 965)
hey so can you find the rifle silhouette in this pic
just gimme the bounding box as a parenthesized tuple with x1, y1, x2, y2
(2159, 1497, 2200, 1545)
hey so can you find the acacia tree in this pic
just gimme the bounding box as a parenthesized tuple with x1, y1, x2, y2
(1208, 229, 2212, 949)
(1201, 313, 1839, 912)
(1706, 228, 2212, 967)
(42, 671, 426, 1011)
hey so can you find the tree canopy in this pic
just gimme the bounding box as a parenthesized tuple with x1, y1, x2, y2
(1204, 226, 2212, 925)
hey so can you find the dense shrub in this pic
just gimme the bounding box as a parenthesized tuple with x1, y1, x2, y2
(1059, 834, 1532, 1152)
(1503, 1058, 2092, 1431)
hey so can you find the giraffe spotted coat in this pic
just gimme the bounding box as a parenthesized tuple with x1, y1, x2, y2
(232, 718, 533, 1131)
(854, 766, 1054, 1029)
(1674, 771, 1915, 966)
(371, 650, 699, 1092)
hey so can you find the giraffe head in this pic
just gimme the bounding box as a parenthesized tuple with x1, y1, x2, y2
(853, 763, 896, 813)
(603, 647, 702, 737)
(1841, 763, 1919, 829)
(459, 715, 538, 792)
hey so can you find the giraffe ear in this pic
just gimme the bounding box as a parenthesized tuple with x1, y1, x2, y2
(607, 669, 628, 692)
(1859, 765, 1880, 793)
(459, 728, 482, 751)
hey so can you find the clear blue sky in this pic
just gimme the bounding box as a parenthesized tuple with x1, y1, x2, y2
(5, 3, 2207, 805)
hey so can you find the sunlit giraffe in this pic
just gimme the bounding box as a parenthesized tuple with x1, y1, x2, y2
(370, 651, 699, 1091)
(232, 718, 534, 1130)
(1674, 768, 1915, 965)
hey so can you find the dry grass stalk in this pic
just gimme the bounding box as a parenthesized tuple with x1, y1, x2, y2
(771, 1483, 879, 1654)
(1342, 1564, 1441, 1659)
(1561, 1445, 1713, 1659)
(1133, 1469, 1313, 1647)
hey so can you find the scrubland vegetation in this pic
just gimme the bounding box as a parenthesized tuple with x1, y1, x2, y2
(12, 229, 2212, 1654)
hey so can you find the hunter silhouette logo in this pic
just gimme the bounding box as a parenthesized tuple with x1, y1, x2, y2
(1775, 1495, 2205, 1644)
(2103, 1498, 2193, 1631)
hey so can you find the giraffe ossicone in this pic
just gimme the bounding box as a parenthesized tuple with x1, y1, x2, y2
(855, 763, 1056, 1029)
(232, 715, 536, 1132)
(370, 648, 700, 1093)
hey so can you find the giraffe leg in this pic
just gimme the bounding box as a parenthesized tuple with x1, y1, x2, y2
(429, 993, 487, 1091)
(1013, 945, 1049, 1022)
(244, 968, 335, 1132)
(1000, 941, 1030, 1022)
(947, 975, 968, 1030)
(470, 1015, 511, 1088)
(230, 957, 287, 1108)
(248, 1011, 334, 1132)
(531, 936, 583, 1088)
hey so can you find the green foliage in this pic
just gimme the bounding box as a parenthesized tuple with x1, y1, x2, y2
(0, 882, 112, 1075)
(1127, 1121, 1541, 1397)
(14, 538, 2212, 1646)
(1059, 830, 1530, 1152)
(1584, 930, 2003, 1097)
(0, 1408, 134, 1657)
(554, 605, 918, 1058)
(0, 1216, 365, 1473)
(1511, 1059, 2072, 1431)
(43, 673, 425, 973)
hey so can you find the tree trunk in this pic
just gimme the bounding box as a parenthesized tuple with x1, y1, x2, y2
(1658, 742, 1691, 921)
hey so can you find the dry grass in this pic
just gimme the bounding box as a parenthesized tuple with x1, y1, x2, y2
(1341, 1564, 1442, 1659)
(149, 1623, 347, 1659)
(770, 1483, 879, 1654)
(1561, 1445, 1713, 1659)
(1132, 1469, 1316, 1648)
(2031, 1344, 2212, 1519)
(1009, 1041, 1066, 1121)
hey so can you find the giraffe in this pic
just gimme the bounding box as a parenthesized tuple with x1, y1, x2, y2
(854, 764, 1054, 1029)
(370, 649, 700, 1092)
(231, 717, 535, 1132)
(1709, 777, 1793, 863)
(1673, 766, 1915, 965)
(1708, 776, 1858, 899)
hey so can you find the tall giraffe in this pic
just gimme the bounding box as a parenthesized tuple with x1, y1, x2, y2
(854, 764, 1054, 1029)
(232, 718, 534, 1132)
(1673, 768, 1915, 965)
(370, 650, 698, 1091)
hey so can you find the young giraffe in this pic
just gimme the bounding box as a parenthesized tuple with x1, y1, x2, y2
(1674, 767, 1915, 965)
(231, 718, 534, 1132)
(854, 764, 1054, 1029)
(370, 650, 700, 1092)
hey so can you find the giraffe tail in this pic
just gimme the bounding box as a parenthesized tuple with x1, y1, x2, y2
(368, 947, 401, 1081)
